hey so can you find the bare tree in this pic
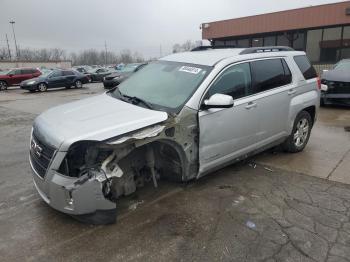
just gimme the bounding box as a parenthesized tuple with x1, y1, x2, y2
(0, 47, 10, 60)
(119, 49, 133, 64)
(2, 45, 147, 66)
(172, 40, 201, 53)
(133, 52, 144, 63)
(172, 44, 182, 53)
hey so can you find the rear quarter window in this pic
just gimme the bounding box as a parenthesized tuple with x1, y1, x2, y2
(251, 58, 292, 94)
(293, 55, 317, 80)
(63, 71, 75, 76)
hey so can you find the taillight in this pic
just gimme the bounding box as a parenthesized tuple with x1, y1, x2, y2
(316, 77, 321, 90)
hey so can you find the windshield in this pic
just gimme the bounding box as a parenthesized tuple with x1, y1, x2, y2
(334, 61, 350, 70)
(41, 70, 53, 77)
(112, 61, 212, 113)
(0, 70, 11, 75)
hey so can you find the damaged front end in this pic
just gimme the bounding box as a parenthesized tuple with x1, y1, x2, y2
(36, 107, 199, 224)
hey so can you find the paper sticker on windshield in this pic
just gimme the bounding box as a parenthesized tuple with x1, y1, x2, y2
(179, 66, 202, 74)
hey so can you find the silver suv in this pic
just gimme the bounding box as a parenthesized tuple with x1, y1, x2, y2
(29, 46, 320, 224)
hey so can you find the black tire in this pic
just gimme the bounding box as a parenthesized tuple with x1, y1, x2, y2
(38, 83, 48, 92)
(74, 80, 83, 89)
(0, 81, 8, 91)
(282, 111, 312, 153)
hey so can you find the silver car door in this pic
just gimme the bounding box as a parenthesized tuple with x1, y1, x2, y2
(249, 58, 294, 145)
(198, 62, 259, 176)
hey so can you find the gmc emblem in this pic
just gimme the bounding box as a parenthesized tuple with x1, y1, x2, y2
(31, 139, 43, 157)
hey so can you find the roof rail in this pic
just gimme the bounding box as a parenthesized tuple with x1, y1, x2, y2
(191, 45, 237, 51)
(239, 46, 294, 55)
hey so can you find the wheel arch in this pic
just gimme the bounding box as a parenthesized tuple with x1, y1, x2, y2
(128, 138, 190, 182)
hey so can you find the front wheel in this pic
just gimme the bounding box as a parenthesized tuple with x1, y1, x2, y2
(282, 111, 312, 153)
(38, 83, 48, 92)
(74, 80, 83, 89)
(0, 81, 8, 91)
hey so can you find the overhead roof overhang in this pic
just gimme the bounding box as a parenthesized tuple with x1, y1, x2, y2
(202, 1, 350, 40)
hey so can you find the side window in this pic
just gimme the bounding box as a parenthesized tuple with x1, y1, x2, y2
(282, 59, 292, 84)
(63, 70, 74, 76)
(251, 59, 291, 94)
(21, 69, 33, 74)
(50, 71, 62, 77)
(14, 69, 21, 75)
(207, 63, 251, 100)
(293, 55, 317, 80)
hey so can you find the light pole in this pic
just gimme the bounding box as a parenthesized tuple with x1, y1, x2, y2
(9, 20, 19, 60)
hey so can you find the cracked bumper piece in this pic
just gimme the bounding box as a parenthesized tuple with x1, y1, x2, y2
(32, 168, 116, 224)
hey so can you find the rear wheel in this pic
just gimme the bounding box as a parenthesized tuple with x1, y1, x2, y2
(74, 80, 83, 88)
(38, 83, 48, 92)
(283, 111, 312, 153)
(0, 81, 8, 91)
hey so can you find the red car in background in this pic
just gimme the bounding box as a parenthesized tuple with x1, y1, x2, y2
(0, 68, 41, 90)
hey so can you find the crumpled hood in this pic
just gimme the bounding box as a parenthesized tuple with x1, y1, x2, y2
(33, 93, 168, 151)
(322, 69, 350, 83)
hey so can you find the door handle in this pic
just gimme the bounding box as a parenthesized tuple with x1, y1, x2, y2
(245, 102, 257, 109)
(288, 89, 297, 95)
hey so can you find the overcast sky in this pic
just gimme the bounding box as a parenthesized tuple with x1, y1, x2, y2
(0, 0, 346, 58)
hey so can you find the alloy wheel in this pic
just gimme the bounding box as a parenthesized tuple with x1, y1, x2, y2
(38, 83, 47, 92)
(75, 80, 82, 88)
(0, 81, 7, 91)
(293, 118, 310, 147)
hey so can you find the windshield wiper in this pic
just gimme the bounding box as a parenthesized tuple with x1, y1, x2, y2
(112, 89, 153, 109)
(126, 96, 153, 109)
(113, 88, 128, 102)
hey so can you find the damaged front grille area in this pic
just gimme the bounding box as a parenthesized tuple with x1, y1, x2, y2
(30, 133, 56, 178)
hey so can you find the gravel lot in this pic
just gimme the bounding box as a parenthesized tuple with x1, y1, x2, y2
(0, 83, 349, 262)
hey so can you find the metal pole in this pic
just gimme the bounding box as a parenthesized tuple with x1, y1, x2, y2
(9, 21, 19, 60)
(104, 40, 108, 65)
(5, 34, 12, 60)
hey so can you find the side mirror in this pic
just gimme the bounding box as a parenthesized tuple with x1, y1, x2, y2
(8, 74, 13, 77)
(202, 94, 234, 110)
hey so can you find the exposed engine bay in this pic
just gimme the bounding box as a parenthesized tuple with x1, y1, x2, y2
(54, 108, 199, 224)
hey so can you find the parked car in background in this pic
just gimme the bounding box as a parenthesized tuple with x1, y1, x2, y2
(73, 67, 92, 82)
(89, 68, 113, 82)
(321, 59, 350, 106)
(0, 68, 41, 90)
(21, 69, 89, 92)
(115, 63, 125, 71)
(103, 63, 147, 89)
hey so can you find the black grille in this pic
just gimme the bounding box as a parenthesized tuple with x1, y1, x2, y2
(325, 81, 350, 94)
(30, 133, 56, 178)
